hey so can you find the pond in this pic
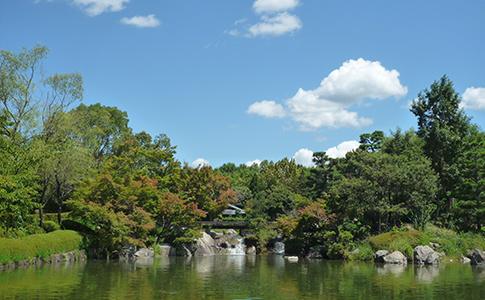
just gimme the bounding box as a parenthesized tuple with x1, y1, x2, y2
(1, 256, 485, 299)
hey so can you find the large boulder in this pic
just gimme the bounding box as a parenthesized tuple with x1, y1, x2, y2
(194, 232, 216, 256)
(468, 248, 485, 265)
(383, 251, 407, 264)
(374, 250, 407, 264)
(134, 248, 154, 258)
(414, 245, 440, 265)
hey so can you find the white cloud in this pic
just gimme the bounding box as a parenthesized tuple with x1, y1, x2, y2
(72, 0, 129, 16)
(247, 100, 286, 118)
(247, 12, 302, 37)
(253, 0, 300, 15)
(247, 58, 407, 130)
(326, 140, 360, 159)
(462, 87, 485, 110)
(121, 14, 161, 28)
(245, 159, 262, 167)
(192, 158, 210, 167)
(293, 148, 315, 167)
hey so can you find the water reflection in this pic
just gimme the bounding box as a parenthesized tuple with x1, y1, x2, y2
(414, 265, 441, 283)
(375, 263, 406, 276)
(2, 258, 484, 299)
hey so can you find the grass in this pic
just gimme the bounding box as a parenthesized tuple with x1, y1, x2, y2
(0, 230, 83, 264)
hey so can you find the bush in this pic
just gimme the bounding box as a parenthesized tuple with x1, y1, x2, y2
(0, 230, 83, 264)
(369, 230, 429, 251)
(425, 225, 485, 258)
(43, 221, 60, 233)
(348, 242, 375, 261)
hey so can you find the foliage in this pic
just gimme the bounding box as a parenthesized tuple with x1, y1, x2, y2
(0, 230, 82, 263)
(42, 220, 60, 232)
(369, 230, 429, 251)
(411, 75, 472, 220)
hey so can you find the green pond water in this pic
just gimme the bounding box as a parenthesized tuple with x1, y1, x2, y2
(1, 256, 485, 299)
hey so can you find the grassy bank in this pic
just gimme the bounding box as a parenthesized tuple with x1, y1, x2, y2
(0, 230, 83, 264)
(349, 225, 485, 261)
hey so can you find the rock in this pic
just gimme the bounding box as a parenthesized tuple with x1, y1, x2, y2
(467, 248, 485, 265)
(156, 244, 173, 257)
(461, 256, 471, 264)
(194, 232, 216, 256)
(374, 250, 389, 263)
(350, 248, 360, 255)
(134, 248, 154, 258)
(307, 246, 325, 259)
(175, 244, 193, 256)
(119, 244, 137, 260)
(307, 250, 323, 259)
(225, 229, 238, 236)
(414, 245, 440, 265)
(246, 246, 257, 255)
(285, 256, 299, 262)
(429, 242, 440, 250)
(383, 251, 407, 264)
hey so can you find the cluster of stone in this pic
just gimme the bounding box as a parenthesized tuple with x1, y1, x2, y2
(0, 250, 86, 269)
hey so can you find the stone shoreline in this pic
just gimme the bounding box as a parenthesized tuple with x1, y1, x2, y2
(0, 250, 86, 269)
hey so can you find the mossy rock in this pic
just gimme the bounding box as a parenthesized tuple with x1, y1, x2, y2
(369, 230, 429, 251)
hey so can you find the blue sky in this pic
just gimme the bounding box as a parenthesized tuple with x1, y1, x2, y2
(1, 0, 485, 167)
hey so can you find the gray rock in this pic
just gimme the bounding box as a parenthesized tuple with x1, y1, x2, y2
(350, 248, 360, 255)
(225, 229, 238, 236)
(374, 250, 389, 263)
(156, 244, 173, 257)
(194, 232, 216, 256)
(414, 245, 440, 265)
(383, 251, 407, 264)
(175, 244, 193, 256)
(307, 247, 324, 259)
(468, 248, 485, 265)
(246, 246, 257, 255)
(461, 256, 471, 264)
(134, 248, 154, 258)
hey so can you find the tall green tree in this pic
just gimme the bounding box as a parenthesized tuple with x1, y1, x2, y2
(410, 75, 471, 220)
(455, 127, 485, 231)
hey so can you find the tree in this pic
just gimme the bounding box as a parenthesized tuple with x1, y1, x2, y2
(455, 127, 485, 231)
(410, 75, 471, 220)
(69, 103, 130, 168)
(169, 164, 237, 219)
(359, 130, 384, 152)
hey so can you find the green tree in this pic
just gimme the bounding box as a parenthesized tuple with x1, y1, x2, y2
(455, 127, 485, 231)
(410, 75, 471, 220)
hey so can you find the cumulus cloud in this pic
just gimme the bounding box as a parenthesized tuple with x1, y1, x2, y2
(121, 14, 161, 28)
(247, 100, 286, 118)
(293, 148, 315, 167)
(247, 12, 302, 37)
(253, 0, 300, 15)
(227, 0, 302, 38)
(326, 140, 360, 159)
(247, 58, 408, 130)
(73, 0, 129, 16)
(462, 87, 485, 110)
(192, 158, 210, 167)
(245, 159, 262, 167)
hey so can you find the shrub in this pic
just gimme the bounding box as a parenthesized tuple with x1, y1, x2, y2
(0, 230, 83, 264)
(348, 242, 375, 261)
(43, 221, 60, 233)
(369, 230, 429, 251)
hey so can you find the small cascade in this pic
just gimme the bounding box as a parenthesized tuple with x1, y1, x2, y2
(214, 231, 246, 255)
(226, 237, 246, 255)
(274, 241, 285, 255)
